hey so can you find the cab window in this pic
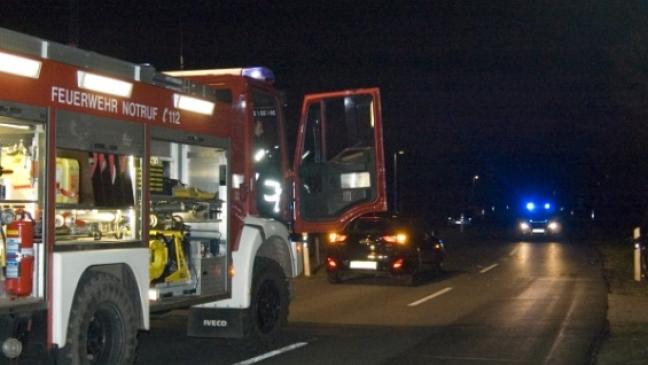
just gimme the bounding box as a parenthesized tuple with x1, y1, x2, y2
(352, 218, 391, 233)
(299, 94, 378, 220)
(324, 94, 374, 160)
(252, 90, 284, 219)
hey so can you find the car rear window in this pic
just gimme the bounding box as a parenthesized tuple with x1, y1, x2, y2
(351, 218, 395, 233)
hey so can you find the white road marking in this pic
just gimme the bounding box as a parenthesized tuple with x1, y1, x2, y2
(543, 292, 578, 364)
(509, 247, 519, 256)
(408, 287, 453, 307)
(429, 355, 516, 363)
(480, 263, 499, 273)
(231, 342, 309, 365)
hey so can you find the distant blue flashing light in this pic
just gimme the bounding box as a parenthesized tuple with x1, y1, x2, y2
(544, 203, 551, 210)
(526, 202, 535, 211)
(242, 67, 275, 84)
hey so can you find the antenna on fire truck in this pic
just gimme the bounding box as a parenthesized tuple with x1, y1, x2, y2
(68, 0, 79, 47)
(178, 17, 185, 70)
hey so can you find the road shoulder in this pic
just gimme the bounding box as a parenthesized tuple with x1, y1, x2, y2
(596, 240, 648, 365)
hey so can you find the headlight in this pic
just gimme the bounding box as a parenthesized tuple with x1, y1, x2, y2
(547, 221, 560, 231)
(519, 222, 530, 231)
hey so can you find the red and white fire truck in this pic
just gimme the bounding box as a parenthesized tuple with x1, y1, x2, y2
(0, 27, 386, 363)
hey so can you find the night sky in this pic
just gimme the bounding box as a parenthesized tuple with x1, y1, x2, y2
(2, 1, 648, 226)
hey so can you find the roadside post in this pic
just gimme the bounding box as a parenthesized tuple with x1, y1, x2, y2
(460, 214, 465, 233)
(634, 227, 642, 281)
(302, 232, 311, 277)
(314, 235, 321, 266)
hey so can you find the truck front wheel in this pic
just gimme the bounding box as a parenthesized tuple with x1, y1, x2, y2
(245, 257, 289, 348)
(61, 273, 138, 365)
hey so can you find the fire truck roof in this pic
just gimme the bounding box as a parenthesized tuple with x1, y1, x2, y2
(0, 27, 224, 102)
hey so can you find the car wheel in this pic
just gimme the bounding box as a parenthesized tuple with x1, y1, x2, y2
(327, 271, 343, 284)
(432, 260, 445, 276)
(403, 273, 418, 286)
(403, 255, 421, 286)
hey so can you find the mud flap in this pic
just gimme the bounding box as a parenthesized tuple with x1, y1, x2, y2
(187, 307, 246, 338)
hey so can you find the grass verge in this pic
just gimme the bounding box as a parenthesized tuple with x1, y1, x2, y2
(596, 238, 648, 365)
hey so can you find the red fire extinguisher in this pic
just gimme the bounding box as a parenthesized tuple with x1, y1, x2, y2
(5, 212, 34, 297)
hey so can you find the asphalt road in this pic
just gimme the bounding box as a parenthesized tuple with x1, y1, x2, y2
(136, 230, 607, 365)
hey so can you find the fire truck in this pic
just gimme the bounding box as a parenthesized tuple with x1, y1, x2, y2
(0, 27, 386, 363)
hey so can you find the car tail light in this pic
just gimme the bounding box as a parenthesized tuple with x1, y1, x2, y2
(383, 233, 407, 244)
(328, 233, 347, 243)
(327, 257, 337, 269)
(392, 258, 404, 270)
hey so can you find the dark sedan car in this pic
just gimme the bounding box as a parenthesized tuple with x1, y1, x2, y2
(325, 215, 446, 285)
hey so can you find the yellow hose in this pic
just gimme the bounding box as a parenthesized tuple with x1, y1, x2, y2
(149, 238, 168, 281)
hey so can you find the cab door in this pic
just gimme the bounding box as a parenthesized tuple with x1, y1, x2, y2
(293, 88, 387, 233)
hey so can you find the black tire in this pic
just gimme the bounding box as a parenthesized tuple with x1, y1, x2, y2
(403, 255, 421, 286)
(245, 257, 289, 348)
(327, 271, 343, 284)
(61, 273, 138, 365)
(433, 260, 445, 275)
(402, 272, 419, 287)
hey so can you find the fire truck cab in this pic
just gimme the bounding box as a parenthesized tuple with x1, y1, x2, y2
(0, 27, 387, 363)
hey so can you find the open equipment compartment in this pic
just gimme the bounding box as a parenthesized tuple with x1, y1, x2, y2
(0, 104, 47, 310)
(148, 128, 230, 302)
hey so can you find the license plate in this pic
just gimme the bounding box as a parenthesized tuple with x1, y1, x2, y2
(532, 228, 545, 233)
(350, 260, 377, 270)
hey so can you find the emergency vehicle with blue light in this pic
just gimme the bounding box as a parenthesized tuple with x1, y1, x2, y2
(517, 199, 562, 237)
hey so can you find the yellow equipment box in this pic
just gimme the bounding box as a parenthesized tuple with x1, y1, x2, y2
(55, 158, 80, 204)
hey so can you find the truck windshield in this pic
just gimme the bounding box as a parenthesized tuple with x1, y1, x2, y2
(351, 218, 393, 233)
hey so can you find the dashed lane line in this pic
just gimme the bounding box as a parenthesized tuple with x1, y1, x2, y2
(480, 263, 499, 273)
(231, 342, 309, 365)
(408, 287, 454, 307)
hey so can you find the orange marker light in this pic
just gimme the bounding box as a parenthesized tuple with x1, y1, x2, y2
(383, 235, 396, 243)
(384, 233, 408, 244)
(328, 233, 347, 243)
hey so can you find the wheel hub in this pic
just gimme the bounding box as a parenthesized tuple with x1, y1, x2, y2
(85, 304, 118, 363)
